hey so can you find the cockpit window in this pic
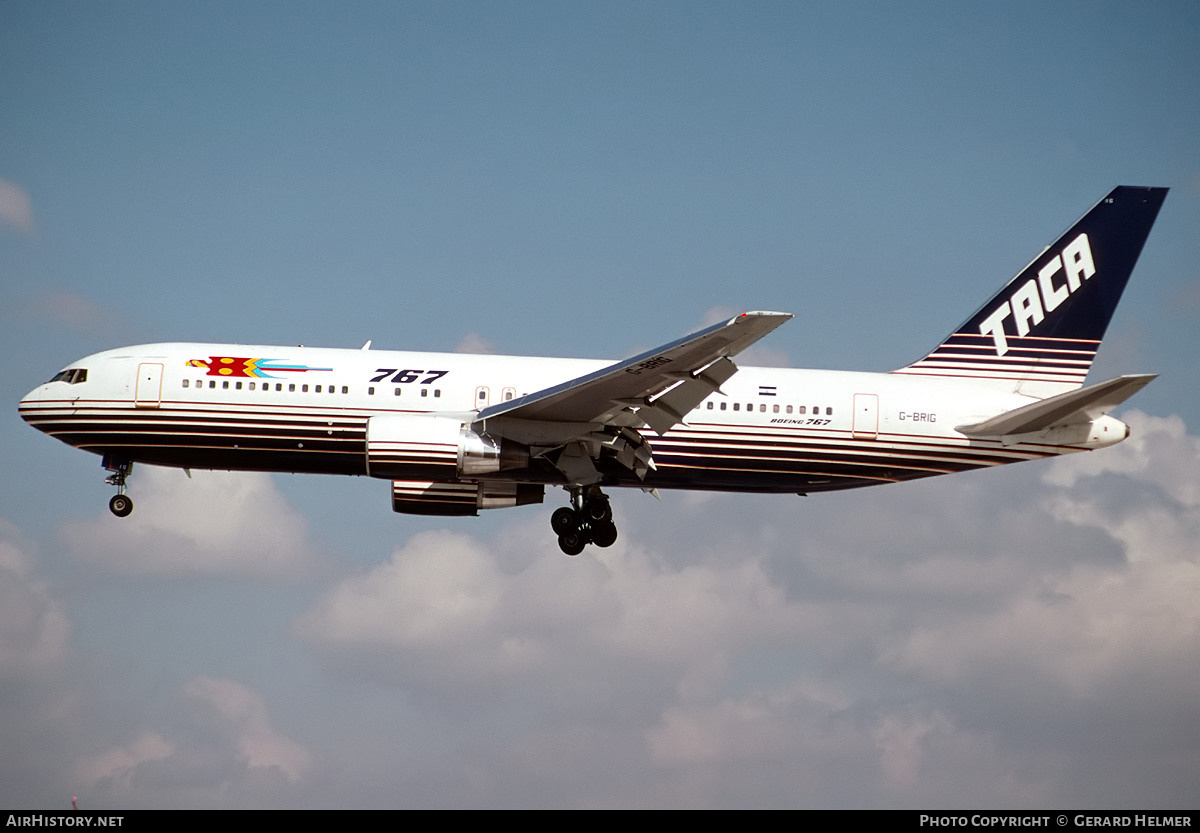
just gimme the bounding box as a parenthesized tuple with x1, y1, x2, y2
(48, 368, 88, 384)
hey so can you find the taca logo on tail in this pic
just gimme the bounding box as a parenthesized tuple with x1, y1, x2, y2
(979, 231, 1094, 356)
(894, 186, 1168, 394)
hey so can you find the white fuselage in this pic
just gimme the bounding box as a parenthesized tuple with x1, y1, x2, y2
(19, 341, 1117, 497)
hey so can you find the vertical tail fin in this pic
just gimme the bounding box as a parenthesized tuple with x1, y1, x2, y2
(894, 186, 1168, 396)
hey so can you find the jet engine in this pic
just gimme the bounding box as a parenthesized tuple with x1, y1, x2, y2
(365, 414, 528, 480)
(391, 479, 544, 516)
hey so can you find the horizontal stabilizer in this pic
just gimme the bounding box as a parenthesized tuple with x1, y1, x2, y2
(956, 374, 1156, 437)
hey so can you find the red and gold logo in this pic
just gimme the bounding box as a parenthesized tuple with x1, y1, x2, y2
(185, 357, 332, 378)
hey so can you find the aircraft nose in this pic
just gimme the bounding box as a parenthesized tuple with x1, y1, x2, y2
(18, 383, 49, 426)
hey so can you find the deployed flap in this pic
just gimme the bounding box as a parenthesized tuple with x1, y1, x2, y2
(636, 355, 738, 435)
(476, 311, 791, 431)
(956, 374, 1156, 437)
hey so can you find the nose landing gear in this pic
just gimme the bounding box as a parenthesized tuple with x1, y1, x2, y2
(103, 457, 133, 517)
(551, 487, 617, 555)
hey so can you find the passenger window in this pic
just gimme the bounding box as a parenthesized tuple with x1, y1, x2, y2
(209, 381, 216, 389)
(394, 387, 401, 396)
(421, 388, 428, 397)
(289, 384, 295, 392)
(368, 386, 375, 395)
(720, 402, 727, 411)
(826, 407, 833, 415)
(248, 382, 255, 390)
(182, 379, 189, 388)
(798, 406, 806, 415)
(235, 381, 242, 390)
(341, 386, 348, 394)
(315, 385, 322, 393)
(302, 384, 308, 393)
(707, 402, 713, 410)
(222, 381, 229, 389)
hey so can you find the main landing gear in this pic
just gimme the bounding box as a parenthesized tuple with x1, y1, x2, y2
(103, 456, 133, 517)
(551, 487, 618, 556)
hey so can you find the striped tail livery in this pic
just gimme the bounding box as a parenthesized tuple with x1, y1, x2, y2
(894, 186, 1167, 397)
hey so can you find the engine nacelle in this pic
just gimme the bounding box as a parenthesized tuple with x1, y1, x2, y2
(391, 479, 544, 516)
(365, 414, 527, 480)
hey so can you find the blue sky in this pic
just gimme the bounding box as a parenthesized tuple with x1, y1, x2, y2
(2, 1, 1198, 809)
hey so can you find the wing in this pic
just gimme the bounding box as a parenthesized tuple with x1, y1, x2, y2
(477, 311, 792, 435)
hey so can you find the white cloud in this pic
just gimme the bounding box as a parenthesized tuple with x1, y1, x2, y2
(736, 343, 792, 367)
(296, 530, 512, 678)
(184, 676, 312, 783)
(59, 466, 317, 577)
(881, 413, 1200, 710)
(1043, 410, 1200, 506)
(71, 677, 310, 803)
(293, 411, 1200, 806)
(22, 290, 123, 337)
(700, 306, 741, 326)
(0, 520, 71, 679)
(454, 332, 496, 354)
(0, 179, 34, 234)
(74, 732, 175, 793)
(874, 709, 954, 791)
(21, 411, 1198, 807)
(296, 522, 817, 697)
(647, 683, 840, 766)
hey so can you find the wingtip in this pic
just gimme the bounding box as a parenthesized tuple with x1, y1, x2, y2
(734, 310, 794, 323)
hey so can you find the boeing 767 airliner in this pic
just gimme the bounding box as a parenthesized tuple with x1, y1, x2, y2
(19, 186, 1167, 554)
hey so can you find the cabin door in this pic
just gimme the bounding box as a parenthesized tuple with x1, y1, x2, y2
(852, 393, 878, 440)
(135, 363, 164, 408)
